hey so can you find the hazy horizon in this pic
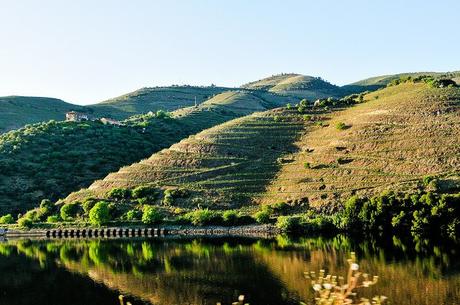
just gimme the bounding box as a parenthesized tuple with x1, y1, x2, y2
(1, 0, 459, 105)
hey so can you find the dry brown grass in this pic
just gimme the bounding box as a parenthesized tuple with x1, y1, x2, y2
(261, 82, 460, 208)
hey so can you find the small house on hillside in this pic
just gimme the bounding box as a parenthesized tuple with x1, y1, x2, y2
(100, 117, 124, 126)
(66, 111, 89, 122)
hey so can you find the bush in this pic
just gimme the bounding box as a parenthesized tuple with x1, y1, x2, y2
(18, 217, 33, 229)
(82, 198, 98, 214)
(276, 216, 302, 233)
(125, 209, 142, 221)
(141, 205, 162, 224)
(254, 210, 271, 224)
(222, 210, 239, 225)
(107, 188, 131, 200)
(60, 203, 80, 221)
(271, 202, 289, 214)
(89, 201, 111, 226)
(132, 185, 157, 199)
(182, 209, 222, 226)
(335, 122, 348, 130)
(47, 215, 60, 223)
(0, 214, 14, 224)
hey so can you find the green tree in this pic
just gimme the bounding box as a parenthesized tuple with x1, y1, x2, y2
(142, 205, 162, 224)
(60, 203, 80, 221)
(0, 214, 14, 224)
(89, 201, 111, 226)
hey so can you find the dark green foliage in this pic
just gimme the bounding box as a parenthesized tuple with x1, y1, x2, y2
(0, 214, 14, 224)
(82, 198, 98, 214)
(141, 205, 162, 224)
(60, 202, 80, 221)
(131, 185, 158, 199)
(107, 188, 132, 200)
(335, 191, 460, 238)
(89, 201, 111, 226)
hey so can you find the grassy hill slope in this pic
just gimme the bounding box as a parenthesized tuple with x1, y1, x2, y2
(88, 86, 229, 119)
(0, 90, 289, 215)
(261, 82, 460, 209)
(0, 96, 85, 133)
(242, 73, 344, 100)
(0, 86, 229, 134)
(343, 71, 460, 94)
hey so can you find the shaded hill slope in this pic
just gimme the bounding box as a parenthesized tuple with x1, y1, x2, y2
(0, 90, 289, 215)
(242, 73, 344, 100)
(261, 82, 460, 209)
(0, 96, 85, 133)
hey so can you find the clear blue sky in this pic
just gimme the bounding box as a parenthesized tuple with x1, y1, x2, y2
(1, 0, 459, 105)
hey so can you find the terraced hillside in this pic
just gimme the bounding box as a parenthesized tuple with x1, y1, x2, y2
(67, 106, 319, 208)
(88, 86, 229, 119)
(0, 86, 228, 134)
(0, 90, 289, 214)
(261, 82, 460, 209)
(0, 96, 85, 133)
(343, 71, 460, 94)
(242, 73, 343, 100)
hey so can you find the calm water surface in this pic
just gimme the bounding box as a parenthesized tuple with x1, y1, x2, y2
(0, 235, 459, 305)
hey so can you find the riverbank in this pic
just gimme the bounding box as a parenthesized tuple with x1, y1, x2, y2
(0, 224, 279, 240)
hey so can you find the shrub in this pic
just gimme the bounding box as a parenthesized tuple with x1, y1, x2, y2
(271, 202, 289, 214)
(335, 122, 348, 130)
(60, 202, 80, 221)
(253, 210, 271, 224)
(222, 210, 238, 225)
(303, 115, 312, 121)
(18, 217, 33, 229)
(142, 205, 162, 224)
(39, 199, 54, 213)
(107, 188, 131, 200)
(89, 201, 111, 226)
(276, 216, 302, 233)
(47, 215, 60, 223)
(125, 209, 142, 221)
(422, 175, 435, 186)
(182, 209, 222, 226)
(162, 191, 174, 206)
(0, 214, 14, 224)
(304, 162, 311, 169)
(132, 185, 157, 199)
(286, 103, 292, 109)
(82, 198, 98, 214)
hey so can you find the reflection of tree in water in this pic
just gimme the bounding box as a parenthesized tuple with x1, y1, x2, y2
(0, 236, 460, 305)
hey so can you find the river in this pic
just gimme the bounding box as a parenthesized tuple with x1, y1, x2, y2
(0, 235, 459, 305)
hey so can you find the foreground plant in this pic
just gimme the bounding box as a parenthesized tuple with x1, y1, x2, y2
(305, 252, 386, 305)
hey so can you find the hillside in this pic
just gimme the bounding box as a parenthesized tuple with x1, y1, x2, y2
(343, 71, 460, 94)
(261, 82, 460, 209)
(66, 81, 460, 213)
(242, 73, 344, 100)
(66, 106, 318, 208)
(0, 96, 85, 133)
(0, 90, 290, 215)
(88, 86, 229, 119)
(0, 86, 229, 134)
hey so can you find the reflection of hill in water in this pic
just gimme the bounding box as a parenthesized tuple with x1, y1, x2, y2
(1, 237, 460, 305)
